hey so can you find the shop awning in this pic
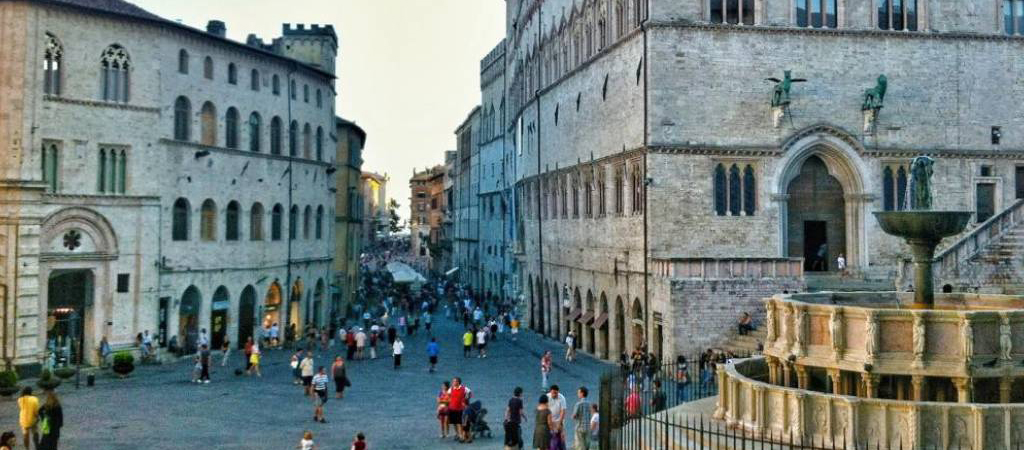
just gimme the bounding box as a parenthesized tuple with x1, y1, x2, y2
(566, 309, 582, 322)
(578, 311, 595, 325)
(592, 313, 609, 329)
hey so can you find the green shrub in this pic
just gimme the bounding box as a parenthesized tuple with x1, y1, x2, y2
(0, 370, 17, 388)
(53, 367, 76, 379)
(37, 369, 60, 390)
(113, 351, 134, 366)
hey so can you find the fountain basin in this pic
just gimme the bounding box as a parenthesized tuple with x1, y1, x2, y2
(873, 211, 972, 241)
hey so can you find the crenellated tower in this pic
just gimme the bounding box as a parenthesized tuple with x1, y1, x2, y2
(273, 23, 338, 75)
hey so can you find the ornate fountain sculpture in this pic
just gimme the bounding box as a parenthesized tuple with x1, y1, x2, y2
(874, 156, 972, 308)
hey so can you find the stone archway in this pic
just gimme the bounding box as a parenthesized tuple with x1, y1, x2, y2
(599, 293, 609, 360)
(180, 286, 201, 355)
(238, 285, 256, 349)
(585, 290, 596, 354)
(211, 286, 230, 350)
(615, 296, 626, 358)
(776, 126, 869, 270)
(631, 298, 644, 352)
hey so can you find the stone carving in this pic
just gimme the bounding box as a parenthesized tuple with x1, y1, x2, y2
(985, 413, 1005, 450)
(766, 70, 807, 108)
(1000, 316, 1012, 362)
(951, 416, 971, 449)
(793, 306, 807, 356)
(862, 75, 888, 111)
(766, 301, 776, 342)
(909, 156, 935, 210)
(830, 308, 843, 359)
(913, 313, 925, 366)
(864, 312, 877, 359)
(961, 317, 974, 363)
(814, 402, 828, 435)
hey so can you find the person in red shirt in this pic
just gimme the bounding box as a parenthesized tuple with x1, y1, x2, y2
(447, 377, 472, 442)
(625, 387, 641, 418)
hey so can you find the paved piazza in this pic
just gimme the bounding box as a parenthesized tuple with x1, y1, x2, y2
(0, 317, 609, 450)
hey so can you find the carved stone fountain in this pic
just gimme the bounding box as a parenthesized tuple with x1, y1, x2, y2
(873, 156, 972, 309)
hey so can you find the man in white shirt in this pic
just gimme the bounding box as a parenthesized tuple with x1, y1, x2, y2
(565, 332, 577, 362)
(547, 385, 568, 428)
(392, 337, 404, 370)
(355, 328, 367, 360)
(475, 328, 488, 358)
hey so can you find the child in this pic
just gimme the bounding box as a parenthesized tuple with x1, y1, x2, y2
(249, 347, 262, 377)
(297, 431, 317, 450)
(351, 432, 367, 450)
(191, 355, 202, 383)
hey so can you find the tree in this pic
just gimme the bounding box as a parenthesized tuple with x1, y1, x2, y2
(387, 199, 404, 233)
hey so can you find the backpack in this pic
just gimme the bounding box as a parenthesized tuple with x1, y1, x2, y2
(39, 414, 50, 435)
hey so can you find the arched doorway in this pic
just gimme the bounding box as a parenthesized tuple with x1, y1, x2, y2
(313, 279, 324, 327)
(238, 285, 256, 349)
(46, 270, 94, 365)
(180, 286, 201, 354)
(290, 277, 304, 335)
(786, 155, 846, 272)
(615, 296, 625, 358)
(585, 290, 595, 354)
(528, 276, 536, 331)
(211, 286, 230, 350)
(631, 298, 644, 352)
(264, 281, 283, 330)
(543, 282, 551, 337)
(599, 293, 609, 360)
(572, 288, 582, 346)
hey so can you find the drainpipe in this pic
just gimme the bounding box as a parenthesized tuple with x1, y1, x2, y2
(641, 6, 651, 349)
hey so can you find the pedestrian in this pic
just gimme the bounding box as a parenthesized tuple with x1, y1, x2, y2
(368, 328, 378, 360)
(837, 253, 847, 277)
(198, 328, 209, 349)
(462, 329, 473, 358)
(291, 350, 304, 385)
(248, 341, 262, 376)
(564, 332, 576, 362)
(320, 327, 329, 350)
(355, 328, 367, 360)
(199, 344, 211, 383)
(98, 335, 111, 368)
(301, 352, 315, 396)
(297, 430, 318, 450)
(312, 367, 329, 423)
(244, 337, 254, 372)
(37, 390, 62, 450)
(489, 319, 499, 342)
(392, 336, 404, 370)
(426, 337, 440, 373)
(345, 329, 356, 361)
(17, 387, 39, 450)
(504, 386, 526, 450)
(350, 432, 367, 450)
(475, 327, 488, 358)
(270, 322, 280, 348)
(437, 381, 451, 439)
(547, 385, 568, 429)
(0, 432, 15, 450)
(588, 404, 599, 445)
(332, 356, 349, 399)
(387, 325, 397, 346)
(398, 314, 407, 335)
(220, 339, 231, 366)
(424, 311, 433, 335)
(532, 395, 552, 450)
(540, 351, 553, 390)
(191, 354, 202, 383)
(675, 355, 691, 403)
(571, 387, 592, 450)
(510, 317, 519, 341)
(448, 377, 471, 443)
(651, 379, 666, 413)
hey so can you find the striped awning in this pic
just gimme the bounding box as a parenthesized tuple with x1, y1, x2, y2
(592, 313, 609, 329)
(578, 311, 595, 325)
(567, 309, 582, 321)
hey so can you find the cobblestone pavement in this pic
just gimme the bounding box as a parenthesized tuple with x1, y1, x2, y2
(0, 317, 610, 450)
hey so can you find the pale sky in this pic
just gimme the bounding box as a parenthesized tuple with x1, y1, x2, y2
(131, 0, 506, 221)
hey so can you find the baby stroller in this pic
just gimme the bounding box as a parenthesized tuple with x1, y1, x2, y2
(465, 400, 493, 439)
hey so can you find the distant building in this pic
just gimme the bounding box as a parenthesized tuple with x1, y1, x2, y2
(452, 108, 481, 290)
(333, 118, 366, 319)
(360, 172, 389, 242)
(409, 165, 447, 272)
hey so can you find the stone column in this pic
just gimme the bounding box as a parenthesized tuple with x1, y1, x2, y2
(911, 375, 926, 401)
(795, 364, 809, 390)
(766, 356, 780, 385)
(861, 373, 878, 399)
(999, 377, 1012, 404)
(828, 368, 842, 395)
(782, 362, 793, 388)
(713, 365, 728, 420)
(953, 377, 972, 403)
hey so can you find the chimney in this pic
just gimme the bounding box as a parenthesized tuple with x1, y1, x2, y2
(206, 20, 226, 38)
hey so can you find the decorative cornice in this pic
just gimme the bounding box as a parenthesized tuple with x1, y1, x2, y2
(648, 21, 1024, 44)
(782, 124, 864, 154)
(43, 95, 161, 114)
(161, 139, 332, 167)
(42, 194, 161, 206)
(648, 145, 781, 157)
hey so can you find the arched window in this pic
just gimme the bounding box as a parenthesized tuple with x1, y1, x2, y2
(200, 199, 217, 241)
(97, 146, 127, 194)
(882, 166, 894, 211)
(250, 69, 260, 91)
(316, 89, 322, 108)
(101, 44, 130, 102)
(41, 142, 59, 192)
(315, 127, 324, 161)
(303, 123, 312, 159)
(289, 120, 299, 157)
(270, 117, 283, 155)
(289, 205, 299, 239)
(897, 166, 908, 211)
(303, 84, 309, 103)
(173, 96, 191, 141)
(315, 205, 324, 239)
(271, 204, 283, 241)
(250, 203, 264, 241)
(303, 205, 312, 239)
(713, 162, 757, 216)
(227, 63, 237, 85)
(249, 113, 262, 152)
(200, 101, 217, 146)
(272, 74, 280, 95)
(225, 107, 239, 149)
(597, 167, 607, 217)
(630, 163, 644, 214)
(225, 201, 240, 241)
(43, 33, 62, 96)
(203, 56, 214, 79)
(714, 164, 727, 215)
(290, 79, 297, 100)
(178, 49, 189, 74)
(172, 198, 190, 241)
(571, 174, 580, 218)
(613, 165, 624, 215)
(584, 173, 593, 217)
(743, 165, 756, 216)
(728, 164, 741, 216)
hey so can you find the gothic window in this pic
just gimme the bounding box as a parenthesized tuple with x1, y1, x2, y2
(598, 18, 607, 49)
(615, 0, 625, 37)
(249, 112, 262, 152)
(172, 198, 190, 241)
(797, 0, 838, 28)
(316, 205, 324, 239)
(39, 142, 59, 192)
(200, 199, 217, 241)
(1005, 1, 1024, 35)
(571, 174, 580, 218)
(271, 203, 283, 241)
(225, 107, 239, 149)
(225, 201, 240, 241)
(250, 69, 260, 91)
(303, 205, 312, 239)
(250, 203, 264, 241)
(630, 163, 644, 214)
(289, 121, 299, 157)
(878, 0, 918, 31)
(584, 173, 594, 217)
(316, 89, 323, 108)
(97, 147, 127, 194)
(882, 163, 908, 211)
(560, 176, 568, 218)
(290, 79, 297, 100)
(303, 123, 312, 159)
(200, 102, 217, 146)
(711, 0, 755, 25)
(713, 162, 757, 216)
(178, 49, 189, 74)
(597, 167, 607, 217)
(303, 84, 310, 103)
(634, 0, 645, 26)
(203, 56, 214, 79)
(289, 205, 299, 239)
(173, 96, 191, 141)
(270, 117, 283, 155)
(272, 74, 280, 95)
(614, 165, 624, 215)
(316, 127, 324, 161)
(101, 45, 130, 102)
(43, 33, 62, 96)
(228, 63, 237, 85)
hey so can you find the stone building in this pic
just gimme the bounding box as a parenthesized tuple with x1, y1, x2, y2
(478, 40, 513, 301)
(360, 171, 388, 243)
(496, 0, 1024, 363)
(0, 0, 341, 372)
(408, 165, 446, 272)
(452, 108, 481, 288)
(332, 118, 367, 318)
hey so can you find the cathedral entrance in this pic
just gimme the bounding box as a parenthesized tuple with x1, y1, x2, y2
(786, 155, 846, 272)
(46, 270, 94, 365)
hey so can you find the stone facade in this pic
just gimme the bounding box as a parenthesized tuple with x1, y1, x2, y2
(332, 118, 366, 319)
(360, 171, 388, 243)
(494, 0, 1024, 364)
(0, 0, 342, 371)
(408, 165, 446, 272)
(452, 108, 481, 289)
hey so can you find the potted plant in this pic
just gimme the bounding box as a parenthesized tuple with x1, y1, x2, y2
(36, 369, 61, 391)
(0, 370, 18, 397)
(53, 366, 76, 380)
(112, 351, 134, 377)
